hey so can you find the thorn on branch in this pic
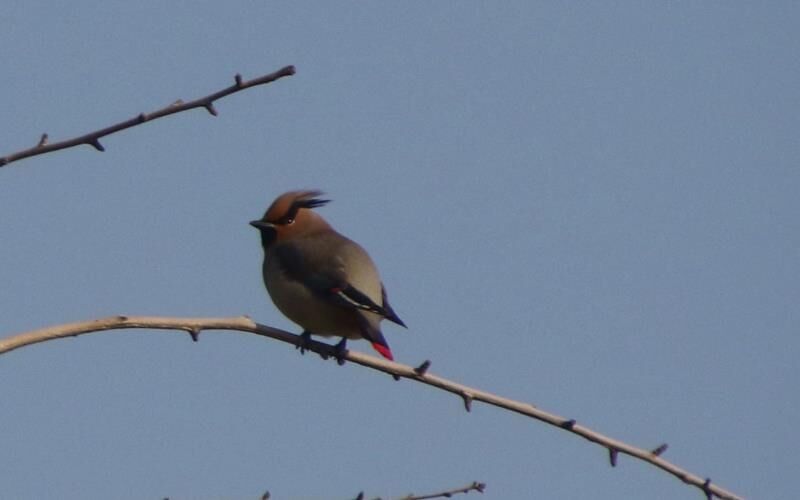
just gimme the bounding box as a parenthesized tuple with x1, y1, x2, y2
(651, 443, 668, 456)
(235, 73, 243, 87)
(38, 133, 49, 147)
(261, 491, 270, 500)
(462, 392, 474, 412)
(560, 419, 576, 430)
(137, 113, 146, 123)
(414, 359, 431, 376)
(702, 478, 712, 500)
(88, 138, 105, 152)
(398, 480, 487, 499)
(354, 492, 364, 500)
(203, 103, 218, 116)
(187, 327, 200, 342)
(608, 448, 618, 467)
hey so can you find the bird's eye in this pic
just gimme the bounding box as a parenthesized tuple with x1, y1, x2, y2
(285, 217, 295, 225)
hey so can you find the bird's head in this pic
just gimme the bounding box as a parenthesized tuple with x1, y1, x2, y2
(250, 190, 332, 246)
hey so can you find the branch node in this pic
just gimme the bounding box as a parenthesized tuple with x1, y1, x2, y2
(561, 419, 576, 430)
(608, 447, 618, 467)
(172, 99, 184, 106)
(414, 359, 431, 376)
(38, 133, 49, 147)
(235, 73, 243, 87)
(462, 392, 474, 412)
(88, 138, 105, 152)
(116, 315, 129, 322)
(204, 102, 218, 116)
(651, 443, 668, 456)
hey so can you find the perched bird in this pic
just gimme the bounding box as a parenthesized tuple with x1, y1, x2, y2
(250, 190, 406, 361)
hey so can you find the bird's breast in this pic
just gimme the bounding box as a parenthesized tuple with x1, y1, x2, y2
(263, 253, 363, 338)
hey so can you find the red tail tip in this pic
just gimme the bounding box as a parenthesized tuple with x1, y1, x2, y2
(372, 342, 394, 360)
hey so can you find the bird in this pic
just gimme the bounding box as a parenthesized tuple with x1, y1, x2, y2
(250, 190, 406, 362)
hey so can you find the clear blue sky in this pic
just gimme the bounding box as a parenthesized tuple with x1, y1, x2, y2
(1, 2, 797, 499)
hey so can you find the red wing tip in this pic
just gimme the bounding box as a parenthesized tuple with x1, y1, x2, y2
(372, 343, 394, 361)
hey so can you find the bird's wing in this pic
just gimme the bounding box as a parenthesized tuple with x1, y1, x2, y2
(331, 283, 393, 317)
(273, 242, 396, 320)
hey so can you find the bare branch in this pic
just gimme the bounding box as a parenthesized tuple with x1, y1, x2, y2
(397, 480, 486, 500)
(0, 315, 743, 500)
(0, 65, 296, 168)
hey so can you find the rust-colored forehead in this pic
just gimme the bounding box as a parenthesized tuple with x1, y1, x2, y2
(263, 189, 325, 221)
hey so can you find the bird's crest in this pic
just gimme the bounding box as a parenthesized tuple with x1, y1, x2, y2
(263, 190, 330, 225)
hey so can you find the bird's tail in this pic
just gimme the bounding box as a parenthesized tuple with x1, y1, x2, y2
(371, 341, 394, 360)
(358, 316, 394, 360)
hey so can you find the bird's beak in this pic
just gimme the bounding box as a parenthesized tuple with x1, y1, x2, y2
(249, 220, 274, 231)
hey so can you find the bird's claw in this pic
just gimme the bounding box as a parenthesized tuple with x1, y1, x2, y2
(297, 331, 312, 355)
(334, 338, 348, 366)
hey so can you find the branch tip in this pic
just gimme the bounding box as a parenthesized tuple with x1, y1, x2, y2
(414, 359, 431, 376)
(608, 448, 618, 467)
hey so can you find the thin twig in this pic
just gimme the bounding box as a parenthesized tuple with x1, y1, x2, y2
(0, 65, 295, 168)
(0, 315, 743, 500)
(397, 480, 485, 500)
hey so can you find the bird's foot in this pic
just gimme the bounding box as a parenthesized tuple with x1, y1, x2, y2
(296, 331, 312, 355)
(334, 338, 348, 366)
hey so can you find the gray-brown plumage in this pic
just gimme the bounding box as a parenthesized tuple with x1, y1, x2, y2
(250, 190, 405, 360)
